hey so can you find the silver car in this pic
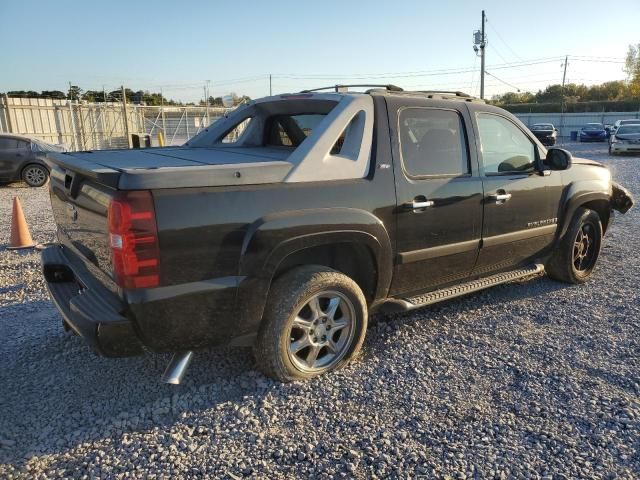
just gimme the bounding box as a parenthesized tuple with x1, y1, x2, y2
(609, 124, 640, 155)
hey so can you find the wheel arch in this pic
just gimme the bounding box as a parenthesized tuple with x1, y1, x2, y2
(233, 208, 393, 342)
(557, 183, 611, 241)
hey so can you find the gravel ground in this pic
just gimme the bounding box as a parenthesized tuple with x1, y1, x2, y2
(0, 142, 638, 479)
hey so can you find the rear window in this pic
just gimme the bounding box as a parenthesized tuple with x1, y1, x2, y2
(398, 108, 469, 177)
(265, 114, 327, 147)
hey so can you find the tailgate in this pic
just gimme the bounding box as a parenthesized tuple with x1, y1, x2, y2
(47, 157, 119, 292)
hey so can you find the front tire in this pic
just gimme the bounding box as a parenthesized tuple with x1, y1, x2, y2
(254, 265, 368, 382)
(546, 208, 602, 284)
(22, 164, 49, 187)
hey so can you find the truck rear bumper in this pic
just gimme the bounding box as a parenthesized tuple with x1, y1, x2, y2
(41, 245, 144, 357)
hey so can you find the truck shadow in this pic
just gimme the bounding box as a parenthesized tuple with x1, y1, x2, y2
(1, 274, 572, 467)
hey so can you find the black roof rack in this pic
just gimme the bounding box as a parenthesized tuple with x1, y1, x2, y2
(387, 89, 484, 103)
(300, 84, 404, 93)
(416, 90, 472, 98)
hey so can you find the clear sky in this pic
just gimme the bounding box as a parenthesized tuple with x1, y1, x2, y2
(1, 0, 639, 102)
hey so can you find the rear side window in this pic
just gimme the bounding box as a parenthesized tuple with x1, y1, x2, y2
(0, 138, 19, 149)
(221, 117, 253, 143)
(477, 114, 535, 175)
(399, 108, 469, 177)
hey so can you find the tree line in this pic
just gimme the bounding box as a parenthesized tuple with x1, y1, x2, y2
(492, 43, 640, 106)
(1, 86, 251, 107)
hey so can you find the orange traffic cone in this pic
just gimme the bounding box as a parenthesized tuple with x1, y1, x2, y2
(8, 197, 35, 250)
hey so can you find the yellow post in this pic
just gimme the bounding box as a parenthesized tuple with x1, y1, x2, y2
(157, 131, 165, 147)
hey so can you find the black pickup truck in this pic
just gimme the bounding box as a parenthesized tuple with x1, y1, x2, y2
(41, 86, 633, 383)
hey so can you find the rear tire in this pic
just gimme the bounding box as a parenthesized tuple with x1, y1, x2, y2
(22, 164, 49, 187)
(546, 208, 602, 284)
(254, 265, 368, 382)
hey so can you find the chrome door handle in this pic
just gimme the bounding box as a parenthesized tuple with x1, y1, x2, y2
(488, 193, 512, 202)
(409, 200, 434, 209)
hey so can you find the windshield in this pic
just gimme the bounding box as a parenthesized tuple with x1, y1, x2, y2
(617, 125, 640, 135)
(583, 123, 604, 130)
(620, 120, 640, 125)
(531, 124, 553, 130)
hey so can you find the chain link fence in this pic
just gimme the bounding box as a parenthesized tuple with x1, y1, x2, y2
(0, 95, 229, 151)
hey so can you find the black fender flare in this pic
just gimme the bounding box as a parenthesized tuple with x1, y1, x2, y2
(556, 181, 611, 240)
(234, 208, 393, 337)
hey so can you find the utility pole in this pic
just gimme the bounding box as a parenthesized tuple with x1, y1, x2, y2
(560, 55, 569, 113)
(559, 55, 569, 142)
(160, 88, 166, 134)
(121, 85, 132, 148)
(480, 10, 486, 99)
(473, 11, 487, 98)
(269, 74, 272, 96)
(68, 81, 73, 101)
(205, 80, 210, 125)
(102, 85, 108, 148)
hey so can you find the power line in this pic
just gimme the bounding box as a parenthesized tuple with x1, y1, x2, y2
(488, 43, 511, 65)
(485, 70, 523, 92)
(570, 58, 626, 64)
(269, 56, 566, 80)
(485, 17, 523, 62)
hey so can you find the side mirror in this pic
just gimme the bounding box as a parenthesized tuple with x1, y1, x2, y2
(545, 147, 572, 170)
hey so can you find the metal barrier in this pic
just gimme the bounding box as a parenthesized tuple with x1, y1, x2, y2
(0, 95, 230, 151)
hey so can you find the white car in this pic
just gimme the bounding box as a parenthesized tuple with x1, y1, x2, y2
(609, 124, 640, 155)
(610, 118, 640, 137)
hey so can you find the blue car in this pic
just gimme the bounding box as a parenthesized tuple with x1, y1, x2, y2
(579, 123, 607, 142)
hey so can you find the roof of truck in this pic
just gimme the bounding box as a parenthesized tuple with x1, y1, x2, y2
(297, 84, 486, 104)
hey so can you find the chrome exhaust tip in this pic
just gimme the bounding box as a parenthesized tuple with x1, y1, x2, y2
(161, 351, 194, 385)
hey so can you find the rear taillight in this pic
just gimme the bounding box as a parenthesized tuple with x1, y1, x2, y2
(108, 190, 160, 289)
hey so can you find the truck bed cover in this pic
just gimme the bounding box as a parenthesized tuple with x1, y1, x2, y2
(45, 147, 294, 190)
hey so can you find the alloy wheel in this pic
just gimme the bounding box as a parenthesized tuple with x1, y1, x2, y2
(287, 290, 355, 373)
(24, 166, 47, 186)
(573, 222, 596, 271)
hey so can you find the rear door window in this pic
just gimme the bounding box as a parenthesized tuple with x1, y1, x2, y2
(398, 108, 469, 177)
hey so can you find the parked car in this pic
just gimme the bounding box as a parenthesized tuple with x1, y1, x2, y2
(609, 124, 640, 155)
(579, 123, 607, 142)
(610, 118, 640, 137)
(529, 123, 557, 146)
(40, 86, 634, 383)
(0, 134, 63, 187)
